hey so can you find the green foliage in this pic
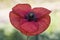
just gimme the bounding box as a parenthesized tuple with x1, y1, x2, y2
(0, 29, 60, 40)
(0, 30, 7, 40)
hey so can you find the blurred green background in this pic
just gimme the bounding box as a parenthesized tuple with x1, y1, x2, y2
(0, 0, 60, 40)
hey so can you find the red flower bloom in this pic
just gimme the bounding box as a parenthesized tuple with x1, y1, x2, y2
(9, 4, 51, 36)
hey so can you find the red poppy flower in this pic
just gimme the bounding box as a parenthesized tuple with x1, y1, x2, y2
(9, 4, 51, 36)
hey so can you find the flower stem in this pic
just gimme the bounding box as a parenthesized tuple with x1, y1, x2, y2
(27, 36, 29, 40)
(35, 35, 39, 40)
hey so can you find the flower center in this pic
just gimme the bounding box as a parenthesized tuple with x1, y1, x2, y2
(25, 12, 37, 22)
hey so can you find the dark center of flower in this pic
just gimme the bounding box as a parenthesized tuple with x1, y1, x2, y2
(25, 12, 37, 22)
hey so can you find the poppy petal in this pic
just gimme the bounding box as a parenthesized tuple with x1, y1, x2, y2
(32, 7, 51, 18)
(12, 4, 31, 17)
(9, 11, 39, 36)
(20, 22, 39, 36)
(25, 15, 50, 36)
(9, 11, 27, 30)
(30, 15, 50, 36)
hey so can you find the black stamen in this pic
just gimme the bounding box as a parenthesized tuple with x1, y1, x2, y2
(25, 12, 37, 22)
